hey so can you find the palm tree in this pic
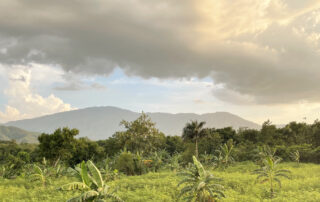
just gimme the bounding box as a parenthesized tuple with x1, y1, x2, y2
(61, 160, 123, 202)
(254, 156, 291, 198)
(182, 121, 206, 158)
(178, 156, 225, 201)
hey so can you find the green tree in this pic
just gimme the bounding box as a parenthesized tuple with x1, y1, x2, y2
(38, 128, 79, 165)
(182, 121, 206, 158)
(70, 137, 105, 166)
(260, 120, 278, 146)
(114, 113, 165, 154)
(198, 129, 222, 155)
(164, 136, 184, 155)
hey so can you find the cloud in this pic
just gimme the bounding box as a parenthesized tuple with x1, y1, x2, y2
(0, 106, 25, 123)
(53, 72, 107, 91)
(0, 0, 320, 104)
(0, 65, 74, 123)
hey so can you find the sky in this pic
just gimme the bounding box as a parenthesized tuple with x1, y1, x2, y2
(1, 0, 320, 124)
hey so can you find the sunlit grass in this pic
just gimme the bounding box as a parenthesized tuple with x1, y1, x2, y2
(0, 162, 319, 202)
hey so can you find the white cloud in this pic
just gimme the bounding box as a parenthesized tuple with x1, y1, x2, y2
(0, 64, 75, 123)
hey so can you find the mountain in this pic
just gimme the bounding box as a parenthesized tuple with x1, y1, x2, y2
(5, 106, 260, 140)
(0, 125, 39, 143)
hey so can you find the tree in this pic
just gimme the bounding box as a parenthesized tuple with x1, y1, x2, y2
(61, 160, 123, 202)
(182, 121, 206, 158)
(216, 127, 238, 144)
(178, 156, 225, 201)
(38, 128, 79, 165)
(238, 128, 260, 144)
(254, 156, 291, 198)
(260, 120, 278, 146)
(198, 129, 222, 155)
(69, 137, 105, 166)
(164, 136, 184, 155)
(311, 120, 320, 147)
(114, 113, 165, 154)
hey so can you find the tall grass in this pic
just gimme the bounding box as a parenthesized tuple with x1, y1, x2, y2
(0, 162, 319, 201)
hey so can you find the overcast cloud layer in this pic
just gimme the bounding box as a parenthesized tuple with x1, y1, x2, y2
(1, 0, 320, 122)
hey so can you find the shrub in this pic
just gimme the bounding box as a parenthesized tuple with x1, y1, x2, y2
(115, 152, 135, 175)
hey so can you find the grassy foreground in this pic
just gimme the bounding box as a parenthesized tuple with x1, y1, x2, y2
(1, 162, 319, 202)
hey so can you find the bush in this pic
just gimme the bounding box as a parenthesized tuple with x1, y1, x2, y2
(275, 144, 320, 163)
(115, 152, 135, 175)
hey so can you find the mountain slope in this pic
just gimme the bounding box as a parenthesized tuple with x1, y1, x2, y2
(6, 106, 260, 140)
(0, 125, 39, 143)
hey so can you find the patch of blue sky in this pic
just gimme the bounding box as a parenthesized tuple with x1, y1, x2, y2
(53, 67, 215, 112)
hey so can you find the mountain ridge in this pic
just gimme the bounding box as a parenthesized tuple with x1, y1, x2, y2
(0, 125, 39, 143)
(5, 106, 260, 140)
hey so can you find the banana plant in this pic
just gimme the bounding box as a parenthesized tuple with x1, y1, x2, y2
(101, 158, 119, 181)
(256, 145, 277, 167)
(60, 160, 123, 202)
(29, 164, 50, 186)
(178, 156, 225, 201)
(200, 152, 214, 167)
(168, 153, 181, 172)
(254, 156, 291, 198)
(290, 150, 300, 165)
(213, 143, 234, 169)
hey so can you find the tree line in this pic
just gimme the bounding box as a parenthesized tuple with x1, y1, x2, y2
(1, 113, 320, 177)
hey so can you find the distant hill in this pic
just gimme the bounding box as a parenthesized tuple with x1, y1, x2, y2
(6, 106, 260, 140)
(0, 125, 39, 143)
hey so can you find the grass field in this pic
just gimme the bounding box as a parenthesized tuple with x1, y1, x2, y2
(1, 162, 320, 202)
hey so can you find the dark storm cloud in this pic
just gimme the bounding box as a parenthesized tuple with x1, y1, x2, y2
(1, 0, 320, 104)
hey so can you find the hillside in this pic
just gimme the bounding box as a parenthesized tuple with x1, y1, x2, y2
(0, 125, 39, 143)
(6, 106, 260, 140)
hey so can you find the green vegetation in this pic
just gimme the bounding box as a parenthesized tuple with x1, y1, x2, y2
(0, 162, 319, 201)
(60, 160, 123, 202)
(254, 156, 291, 198)
(178, 156, 225, 201)
(1, 114, 320, 201)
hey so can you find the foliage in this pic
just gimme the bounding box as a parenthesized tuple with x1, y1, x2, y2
(61, 160, 123, 202)
(290, 150, 300, 165)
(115, 151, 135, 175)
(167, 153, 182, 172)
(0, 162, 320, 201)
(101, 158, 119, 181)
(29, 164, 49, 186)
(178, 156, 225, 201)
(182, 121, 206, 158)
(38, 128, 79, 166)
(214, 143, 235, 169)
(114, 113, 165, 154)
(254, 156, 291, 198)
(200, 152, 214, 166)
